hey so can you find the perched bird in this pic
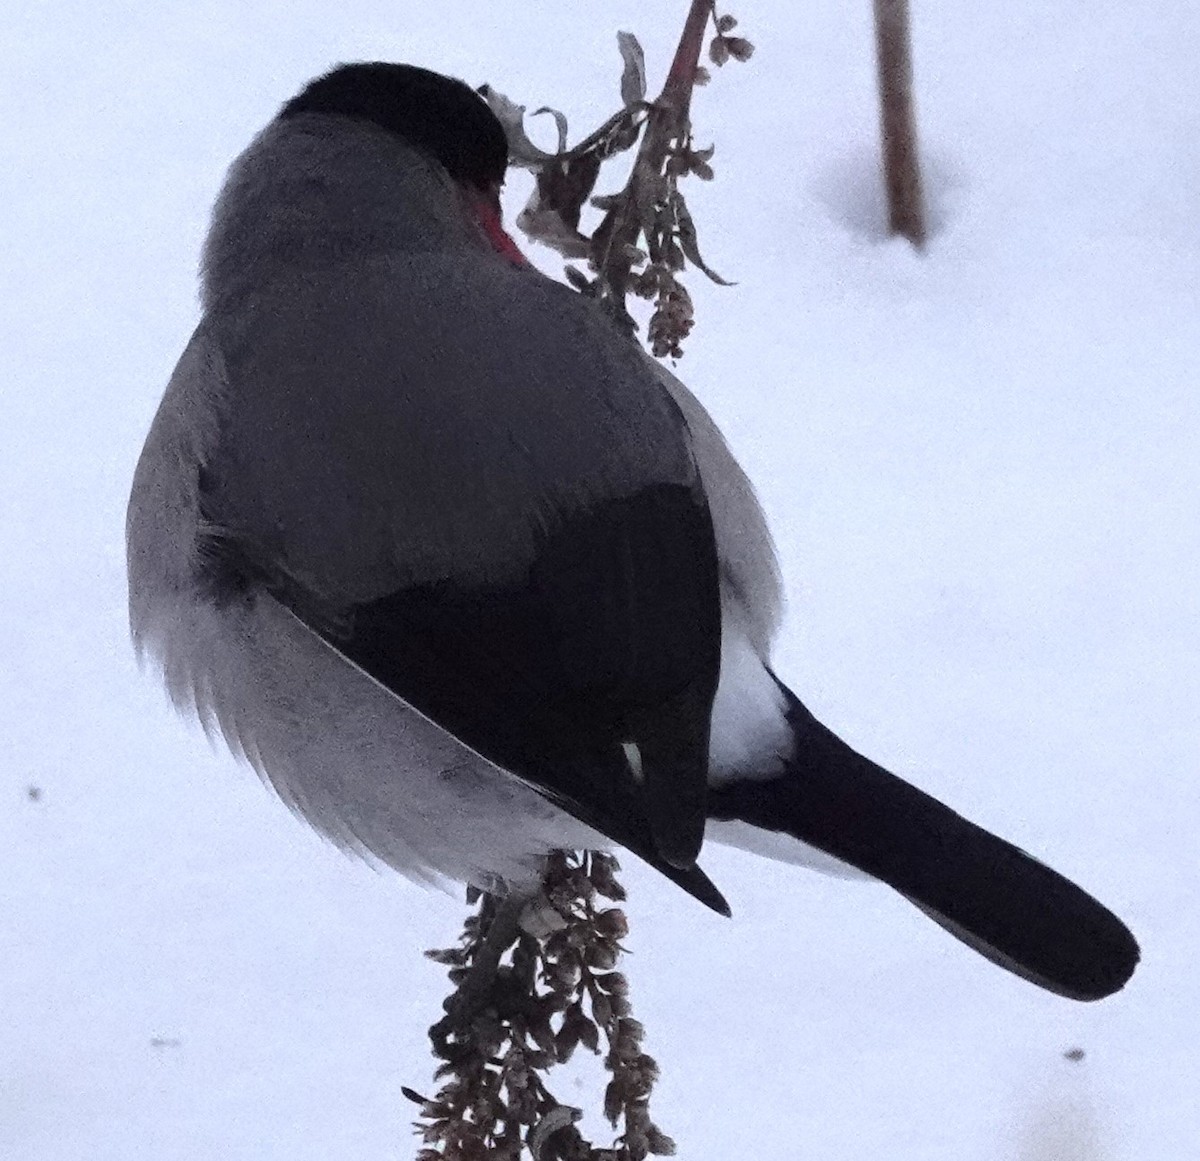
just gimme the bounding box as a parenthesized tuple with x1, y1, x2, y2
(127, 62, 1138, 1002)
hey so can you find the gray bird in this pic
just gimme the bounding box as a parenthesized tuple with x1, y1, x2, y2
(127, 62, 1138, 1001)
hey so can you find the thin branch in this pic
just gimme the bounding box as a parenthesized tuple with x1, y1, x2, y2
(593, 0, 715, 311)
(483, 1, 752, 356)
(873, 0, 926, 246)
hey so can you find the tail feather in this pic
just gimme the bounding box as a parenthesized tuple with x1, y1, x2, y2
(707, 677, 1139, 1001)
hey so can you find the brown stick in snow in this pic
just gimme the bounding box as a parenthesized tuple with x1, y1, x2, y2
(873, 0, 927, 246)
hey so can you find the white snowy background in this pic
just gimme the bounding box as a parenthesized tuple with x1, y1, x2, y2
(3, 1, 1197, 1158)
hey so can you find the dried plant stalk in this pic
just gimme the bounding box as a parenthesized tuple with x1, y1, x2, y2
(873, 0, 926, 246)
(409, 854, 676, 1161)
(483, 1, 754, 356)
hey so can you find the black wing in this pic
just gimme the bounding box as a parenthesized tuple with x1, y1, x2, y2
(203, 476, 728, 913)
(193, 257, 730, 910)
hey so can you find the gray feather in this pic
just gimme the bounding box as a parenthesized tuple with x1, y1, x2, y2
(201, 254, 701, 600)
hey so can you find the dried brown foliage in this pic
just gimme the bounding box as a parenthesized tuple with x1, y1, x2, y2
(483, 2, 753, 357)
(408, 854, 675, 1161)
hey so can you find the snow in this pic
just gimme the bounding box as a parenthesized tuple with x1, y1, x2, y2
(3, 1, 1197, 1157)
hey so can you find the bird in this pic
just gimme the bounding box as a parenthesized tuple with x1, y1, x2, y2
(126, 61, 1139, 1003)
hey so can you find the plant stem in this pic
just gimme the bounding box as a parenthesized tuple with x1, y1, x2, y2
(873, 0, 926, 246)
(595, 0, 715, 309)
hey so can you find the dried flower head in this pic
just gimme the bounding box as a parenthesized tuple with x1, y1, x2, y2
(483, 5, 753, 357)
(413, 854, 675, 1160)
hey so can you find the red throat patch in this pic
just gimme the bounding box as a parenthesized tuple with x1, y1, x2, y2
(473, 195, 529, 266)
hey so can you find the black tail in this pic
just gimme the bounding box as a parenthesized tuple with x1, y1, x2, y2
(707, 679, 1139, 1001)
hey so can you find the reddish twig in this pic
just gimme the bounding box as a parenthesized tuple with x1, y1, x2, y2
(592, 0, 715, 311)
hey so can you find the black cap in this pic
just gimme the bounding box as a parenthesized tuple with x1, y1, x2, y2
(280, 62, 508, 189)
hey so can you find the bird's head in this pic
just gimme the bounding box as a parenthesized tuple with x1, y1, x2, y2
(201, 62, 526, 308)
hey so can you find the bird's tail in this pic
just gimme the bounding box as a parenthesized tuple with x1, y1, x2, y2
(706, 677, 1139, 1001)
